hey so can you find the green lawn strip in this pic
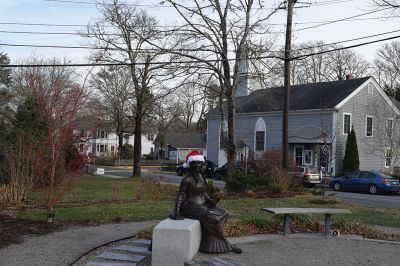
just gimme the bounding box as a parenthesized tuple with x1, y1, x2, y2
(27, 176, 178, 203)
(18, 201, 174, 222)
(17, 194, 400, 228)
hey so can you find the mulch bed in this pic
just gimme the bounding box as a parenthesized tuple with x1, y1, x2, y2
(0, 215, 67, 249)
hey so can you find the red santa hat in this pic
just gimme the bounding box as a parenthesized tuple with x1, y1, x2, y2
(183, 149, 205, 168)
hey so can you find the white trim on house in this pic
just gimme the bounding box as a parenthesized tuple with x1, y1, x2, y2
(343, 112, 352, 136)
(365, 115, 374, 137)
(335, 77, 400, 115)
(331, 111, 338, 176)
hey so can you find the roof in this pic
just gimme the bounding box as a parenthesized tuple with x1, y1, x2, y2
(154, 132, 206, 148)
(207, 77, 371, 116)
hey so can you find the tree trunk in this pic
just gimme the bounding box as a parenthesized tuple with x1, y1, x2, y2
(226, 89, 237, 174)
(47, 206, 54, 223)
(132, 109, 142, 177)
(118, 131, 124, 156)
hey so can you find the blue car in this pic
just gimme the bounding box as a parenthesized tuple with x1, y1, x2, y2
(330, 171, 400, 194)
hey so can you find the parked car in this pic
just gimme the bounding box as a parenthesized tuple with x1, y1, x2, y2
(211, 162, 247, 180)
(330, 171, 400, 194)
(176, 160, 215, 179)
(290, 166, 329, 186)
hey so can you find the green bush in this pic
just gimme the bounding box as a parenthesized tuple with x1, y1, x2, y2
(206, 180, 222, 202)
(343, 128, 360, 172)
(224, 171, 255, 193)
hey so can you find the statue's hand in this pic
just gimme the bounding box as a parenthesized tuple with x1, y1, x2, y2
(206, 197, 216, 208)
(170, 209, 184, 220)
(169, 213, 184, 220)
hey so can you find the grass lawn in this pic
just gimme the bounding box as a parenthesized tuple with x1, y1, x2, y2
(27, 175, 177, 203)
(14, 176, 400, 228)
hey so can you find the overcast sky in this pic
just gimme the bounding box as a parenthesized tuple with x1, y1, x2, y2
(0, 0, 399, 64)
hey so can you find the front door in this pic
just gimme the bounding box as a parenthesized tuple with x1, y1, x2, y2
(294, 145, 304, 166)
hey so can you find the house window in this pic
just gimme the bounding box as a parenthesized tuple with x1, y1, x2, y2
(80, 130, 85, 137)
(255, 131, 265, 151)
(387, 118, 394, 138)
(147, 134, 154, 141)
(96, 144, 107, 153)
(254, 117, 266, 152)
(79, 144, 84, 152)
(343, 113, 351, 135)
(367, 83, 374, 95)
(294, 146, 304, 166)
(97, 130, 108, 139)
(366, 116, 373, 137)
(385, 147, 392, 168)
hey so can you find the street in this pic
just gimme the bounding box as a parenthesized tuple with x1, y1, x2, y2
(332, 191, 400, 209)
(99, 166, 226, 189)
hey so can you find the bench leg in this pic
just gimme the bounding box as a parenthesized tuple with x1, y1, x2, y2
(283, 214, 290, 236)
(324, 214, 331, 237)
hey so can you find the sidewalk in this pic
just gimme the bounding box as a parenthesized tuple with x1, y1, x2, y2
(1, 221, 399, 266)
(0, 221, 156, 266)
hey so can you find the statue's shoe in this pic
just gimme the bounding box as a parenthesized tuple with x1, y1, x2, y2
(232, 246, 243, 254)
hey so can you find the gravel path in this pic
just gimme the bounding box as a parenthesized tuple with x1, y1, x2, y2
(0, 221, 157, 266)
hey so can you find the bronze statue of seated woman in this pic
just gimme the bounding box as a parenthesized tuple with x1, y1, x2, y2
(170, 150, 242, 254)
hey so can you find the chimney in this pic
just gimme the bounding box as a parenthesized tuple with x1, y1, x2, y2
(235, 44, 249, 97)
(345, 74, 353, 80)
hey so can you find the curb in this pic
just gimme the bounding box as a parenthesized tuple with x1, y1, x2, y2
(229, 233, 400, 245)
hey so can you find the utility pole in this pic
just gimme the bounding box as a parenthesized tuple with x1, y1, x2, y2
(282, 0, 295, 169)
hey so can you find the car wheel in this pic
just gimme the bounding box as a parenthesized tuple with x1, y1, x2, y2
(369, 185, 378, 195)
(333, 182, 342, 191)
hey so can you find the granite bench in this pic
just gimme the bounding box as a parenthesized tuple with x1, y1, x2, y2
(152, 218, 202, 266)
(263, 208, 351, 237)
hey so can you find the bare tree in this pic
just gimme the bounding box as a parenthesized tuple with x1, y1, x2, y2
(13, 58, 88, 222)
(89, 66, 134, 152)
(374, 41, 400, 99)
(261, 42, 370, 85)
(373, 0, 400, 8)
(367, 98, 400, 171)
(162, 0, 281, 172)
(326, 45, 371, 80)
(84, 0, 176, 176)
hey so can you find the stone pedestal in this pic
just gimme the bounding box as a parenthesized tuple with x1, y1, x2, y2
(152, 218, 201, 266)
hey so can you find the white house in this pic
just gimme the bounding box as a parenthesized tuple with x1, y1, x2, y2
(73, 128, 157, 158)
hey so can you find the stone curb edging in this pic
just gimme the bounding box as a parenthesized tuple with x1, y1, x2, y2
(228, 233, 400, 245)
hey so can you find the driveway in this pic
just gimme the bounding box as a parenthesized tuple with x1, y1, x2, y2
(332, 191, 400, 209)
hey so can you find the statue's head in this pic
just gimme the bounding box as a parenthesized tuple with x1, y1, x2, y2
(184, 150, 205, 173)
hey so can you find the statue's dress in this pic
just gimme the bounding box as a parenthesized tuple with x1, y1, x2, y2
(176, 173, 234, 253)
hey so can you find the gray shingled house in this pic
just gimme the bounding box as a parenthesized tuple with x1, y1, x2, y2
(153, 132, 207, 162)
(206, 76, 400, 175)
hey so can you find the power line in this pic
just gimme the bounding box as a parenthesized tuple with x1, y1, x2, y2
(0, 14, 397, 30)
(2, 28, 400, 53)
(296, 7, 392, 31)
(1, 34, 400, 68)
(293, 34, 400, 60)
